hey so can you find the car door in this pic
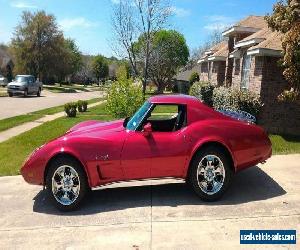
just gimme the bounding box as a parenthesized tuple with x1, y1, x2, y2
(121, 130, 152, 180)
(148, 129, 189, 178)
(146, 104, 189, 178)
(27, 77, 34, 93)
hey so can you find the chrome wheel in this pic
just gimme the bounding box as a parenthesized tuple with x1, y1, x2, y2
(196, 155, 225, 195)
(52, 165, 80, 206)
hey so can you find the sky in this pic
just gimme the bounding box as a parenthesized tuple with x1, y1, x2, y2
(0, 0, 278, 57)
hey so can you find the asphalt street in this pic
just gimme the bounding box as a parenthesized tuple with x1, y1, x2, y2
(0, 90, 104, 119)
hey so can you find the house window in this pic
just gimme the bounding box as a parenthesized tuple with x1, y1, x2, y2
(241, 53, 251, 90)
(208, 61, 213, 80)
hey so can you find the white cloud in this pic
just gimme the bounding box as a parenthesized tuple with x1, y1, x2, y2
(204, 15, 236, 31)
(170, 6, 190, 17)
(111, 0, 120, 4)
(11, 1, 37, 9)
(59, 18, 99, 31)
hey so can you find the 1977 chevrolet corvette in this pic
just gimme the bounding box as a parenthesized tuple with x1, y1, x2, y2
(21, 95, 272, 211)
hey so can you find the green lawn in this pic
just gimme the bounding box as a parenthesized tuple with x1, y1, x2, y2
(0, 101, 299, 176)
(270, 134, 300, 155)
(0, 97, 103, 132)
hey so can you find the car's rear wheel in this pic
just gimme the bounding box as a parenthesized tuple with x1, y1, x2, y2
(37, 88, 41, 97)
(46, 157, 89, 211)
(188, 146, 233, 201)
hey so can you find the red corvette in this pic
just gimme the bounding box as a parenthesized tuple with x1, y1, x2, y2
(21, 95, 272, 211)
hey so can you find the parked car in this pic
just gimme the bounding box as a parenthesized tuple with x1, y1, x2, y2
(7, 75, 43, 97)
(21, 95, 272, 211)
(0, 75, 8, 87)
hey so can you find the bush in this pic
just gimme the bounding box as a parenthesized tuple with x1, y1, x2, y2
(213, 87, 263, 117)
(77, 100, 88, 112)
(189, 72, 199, 85)
(64, 102, 77, 117)
(277, 88, 299, 102)
(237, 91, 263, 117)
(172, 81, 190, 94)
(213, 87, 239, 110)
(190, 81, 214, 106)
(106, 71, 144, 118)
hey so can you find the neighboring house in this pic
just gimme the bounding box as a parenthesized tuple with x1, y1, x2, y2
(186, 15, 299, 135)
(0, 48, 14, 81)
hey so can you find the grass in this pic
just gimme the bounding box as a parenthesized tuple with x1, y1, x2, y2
(270, 134, 300, 155)
(0, 103, 112, 176)
(0, 97, 104, 132)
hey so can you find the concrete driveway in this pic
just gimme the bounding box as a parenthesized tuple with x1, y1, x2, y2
(0, 90, 104, 119)
(0, 154, 299, 249)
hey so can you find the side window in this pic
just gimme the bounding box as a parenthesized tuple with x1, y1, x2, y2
(148, 105, 178, 121)
(145, 104, 186, 132)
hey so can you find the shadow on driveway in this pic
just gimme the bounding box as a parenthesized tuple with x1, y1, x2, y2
(33, 166, 286, 215)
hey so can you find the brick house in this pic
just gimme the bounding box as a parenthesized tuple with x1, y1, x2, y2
(194, 15, 300, 136)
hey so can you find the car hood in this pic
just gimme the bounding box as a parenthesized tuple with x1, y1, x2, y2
(66, 119, 125, 138)
(8, 81, 26, 86)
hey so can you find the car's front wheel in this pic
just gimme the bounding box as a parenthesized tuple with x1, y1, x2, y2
(37, 88, 41, 97)
(188, 146, 233, 201)
(46, 157, 89, 211)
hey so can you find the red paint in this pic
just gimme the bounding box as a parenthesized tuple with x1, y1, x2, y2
(21, 95, 272, 187)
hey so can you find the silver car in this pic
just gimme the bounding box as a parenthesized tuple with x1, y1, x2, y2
(7, 75, 43, 97)
(0, 75, 8, 87)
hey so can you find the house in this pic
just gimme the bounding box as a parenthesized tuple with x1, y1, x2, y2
(194, 15, 299, 135)
(0, 47, 14, 81)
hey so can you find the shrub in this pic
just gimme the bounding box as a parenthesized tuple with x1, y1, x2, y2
(189, 72, 199, 85)
(213, 87, 239, 110)
(213, 87, 263, 117)
(277, 88, 299, 102)
(172, 81, 190, 94)
(190, 81, 214, 106)
(106, 71, 143, 118)
(77, 100, 88, 112)
(64, 102, 77, 117)
(237, 90, 263, 117)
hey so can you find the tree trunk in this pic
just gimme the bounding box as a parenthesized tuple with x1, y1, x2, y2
(157, 81, 166, 94)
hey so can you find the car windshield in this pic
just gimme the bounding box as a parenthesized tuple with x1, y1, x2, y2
(15, 76, 27, 82)
(126, 101, 152, 131)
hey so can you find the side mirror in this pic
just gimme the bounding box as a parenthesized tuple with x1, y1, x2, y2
(142, 122, 152, 137)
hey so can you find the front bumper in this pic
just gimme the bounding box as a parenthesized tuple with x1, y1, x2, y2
(7, 90, 25, 95)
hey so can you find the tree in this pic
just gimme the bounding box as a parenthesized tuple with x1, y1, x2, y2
(265, 0, 300, 96)
(55, 39, 83, 84)
(189, 72, 199, 85)
(135, 30, 189, 93)
(111, 0, 170, 96)
(92, 55, 109, 85)
(11, 11, 65, 82)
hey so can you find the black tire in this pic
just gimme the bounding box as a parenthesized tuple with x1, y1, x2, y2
(46, 156, 89, 211)
(24, 89, 28, 97)
(37, 88, 41, 97)
(188, 146, 233, 201)
(8, 93, 13, 97)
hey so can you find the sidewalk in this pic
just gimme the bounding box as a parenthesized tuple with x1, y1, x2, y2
(0, 101, 104, 143)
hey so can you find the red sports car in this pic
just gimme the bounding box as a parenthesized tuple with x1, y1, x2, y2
(21, 95, 272, 211)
